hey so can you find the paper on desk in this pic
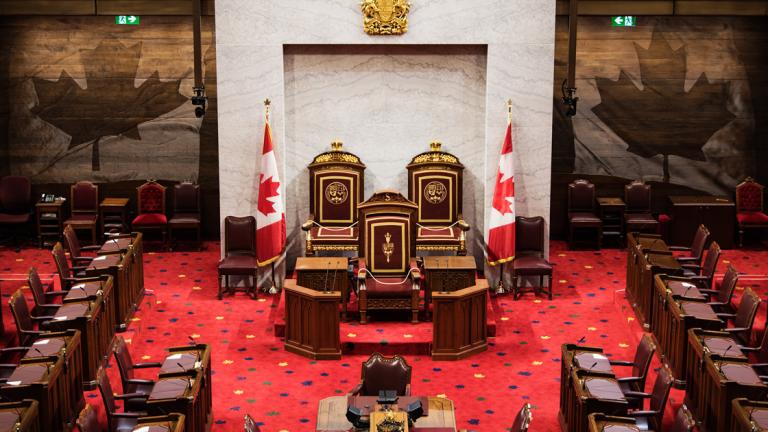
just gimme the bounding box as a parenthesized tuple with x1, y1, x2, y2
(54, 316, 68, 321)
(167, 353, 183, 360)
(33, 339, 50, 345)
(682, 282, 696, 288)
(591, 353, 607, 360)
(93, 256, 108, 261)
(73, 284, 85, 289)
(134, 428, 150, 432)
(7, 381, 21, 386)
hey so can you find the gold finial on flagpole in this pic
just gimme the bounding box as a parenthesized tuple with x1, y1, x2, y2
(506, 99, 513, 124)
(264, 99, 271, 122)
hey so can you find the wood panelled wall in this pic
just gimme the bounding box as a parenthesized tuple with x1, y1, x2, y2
(550, 16, 768, 238)
(0, 16, 220, 236)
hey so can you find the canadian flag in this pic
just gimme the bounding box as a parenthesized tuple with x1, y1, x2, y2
(256, 119, 286, 266)
(487, 121, 516, 265)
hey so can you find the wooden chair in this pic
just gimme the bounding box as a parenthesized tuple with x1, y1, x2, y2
(670, 224, 710, 267)
(75, 404, 100, 432)
(700, 264, 739, 312)
(113, 336, 159, 412)
(510, 403, 532, 432)
(718, 287, 761, 346)
(0, 175, 32, 248)
(97, 372, 148, 432)
(168, 181, 202, 251)
(623, 366, 673, 431)
(355, 190, 421, 324)
(406, 141, 470, 255)
(52, 241, 87, 290)
(736, 177, 768, 247)
(624, 180, 659, 235)
(62, 224, 99, 267)
(613, 334, 656, 408)
(682, 241, 721, 290)
(301, 141, 365, 256)
(512, 216, 553, 300)
(64, 181, 99, 245)
(670, 405, 697, 432)
(217, 216, 258, 299)
(349, 352, 412, 396)
(567, 179, 602, 249)
(131, 180, 167, 247)
(8, 289, 53, 346)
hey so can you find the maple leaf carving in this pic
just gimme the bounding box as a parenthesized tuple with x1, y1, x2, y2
(492, 171, 515, 215)
(32, 39, 188, 171)
(257, 175, 281, 216)
(592, 31, 735, 182)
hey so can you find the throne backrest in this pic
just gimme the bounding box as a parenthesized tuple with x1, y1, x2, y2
(625, 180, 651, 213)
(0, 175, 31, 214)
(173, 182, 200, 214)
(358, 191, 417, 277)
(568, 179, 595, 213)
(308, 142, 365, 227)
(515, 216, 545, 257)
(71, 181, 99, 214)
(406, 142, 464, 226)
(224, 216, 256, 256)
(360, 352, 412, 396)
(137, 181, 166, 215)
(736, 177, 764, 213)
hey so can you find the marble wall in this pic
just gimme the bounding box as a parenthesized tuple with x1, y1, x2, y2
(215, 0, 556, 284)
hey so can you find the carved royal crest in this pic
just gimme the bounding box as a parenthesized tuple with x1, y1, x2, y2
(361, 0, 410, 35)
(423, 181, 447, 204)
(382, 232, 394, 263)
(324, 181, 349, 205)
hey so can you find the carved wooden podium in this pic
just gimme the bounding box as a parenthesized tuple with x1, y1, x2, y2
(283, 280, 341, 360)
(431, 280, 488, 360)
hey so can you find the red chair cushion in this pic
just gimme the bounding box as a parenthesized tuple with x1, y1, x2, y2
(569, 212, 601, 226)
(169, 213, 201, 225)
(65, 214, 97, 225)
(416, 226, 461, 242)
(310, 226, 358, 242)
(138, 183, 164, 213)
(0, 212, 30, 224)
(364, 278, 412, 298)
(513, 256, 553, 274)
(218, 255, 257, 273)
(737, 211, 768, 225)
(737, 182, 763, 212)
(132, 213, 167, 226)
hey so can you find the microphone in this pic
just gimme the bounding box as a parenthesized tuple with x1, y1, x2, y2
(683, 284, 694, 297)
(177, 362, 187, 373)
(188, 335, 197, 346)
(582, 362, 598, 391)
(576, 335, 586, 344)
(330, 260, 338, 294)
(324, 261, 331, 293)
(723, 344, 733, 357)
(32, 347, 45, 357)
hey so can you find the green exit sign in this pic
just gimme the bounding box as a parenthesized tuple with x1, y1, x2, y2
(115, 15, 140, 25)
(612, 16, 636, 27)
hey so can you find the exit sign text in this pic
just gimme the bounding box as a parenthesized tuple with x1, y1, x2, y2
(115, 15, 140, 25)
(611, 16, 636, 27)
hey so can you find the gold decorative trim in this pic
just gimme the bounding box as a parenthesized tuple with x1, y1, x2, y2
(317, 174, 357, 224)
(310, 142, 365, 166)
(368, 219, 407, 273)
(311, 245, 358, 251)
(361, 0, 410, 35)
(416, 245, 460, 251)
(415, 173, 454, 223)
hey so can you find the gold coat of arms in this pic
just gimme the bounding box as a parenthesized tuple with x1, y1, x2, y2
(361, 0, 410, 35)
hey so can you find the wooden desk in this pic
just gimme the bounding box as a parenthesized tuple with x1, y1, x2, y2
(731, 399, 768, 432)
(701, 357, 768, 432)
(588, 413, 638, 432)
(559, 344, 617, 432)
(564, 370, 628, 432)
(431, 281, 487, 360)
(598, 197, 626, 246)
(132, 414, 186, 432)
(99, 198, 130, 237)
(625, 233, 668, 316)
(632, 249, 682, 329)
(98, 232, 145, 298)
(0, 399, 39, 432)
(316, 396, 456, 432)
(651, 274, 706, 338)
(422, 256, 476, 318)
(295, 257, 349, 319)
(284, 280, 341, 360)
(0, 361, 69, 431)
(36, 200, 65, 248)
(668, 196, 735, 249)
(156, 343, 212, 432)
(85, 246, 142, 332)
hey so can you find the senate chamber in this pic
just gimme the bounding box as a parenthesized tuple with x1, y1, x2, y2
(1, 1, 768, 431)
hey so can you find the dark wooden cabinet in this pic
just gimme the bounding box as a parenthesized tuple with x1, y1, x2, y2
(36, 200, 65, 248)
(597, 197, 625, 246)
(283, 281, 341, 360)
(0, 399, 40, 432)
(668, 196, 735, 249)
(422, 255, 476, 319)
(431, 281, 488, 360)
(295, 257, 349, 319)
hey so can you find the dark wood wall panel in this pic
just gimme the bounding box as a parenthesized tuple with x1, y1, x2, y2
(0, 0, 215, 15)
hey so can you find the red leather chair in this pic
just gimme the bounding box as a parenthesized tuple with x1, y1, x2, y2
(131, 181, 167, 247)
(52, 241, 87, 290)
(218, 216, 258, 299)
(624, 180, 659, 235)
(97, 372, 148, 432)
(349, 352, 412, 396)
(113, 336, 159, 412)
(355, 190, 421, 324)
(512, 216, 553, 300)
(62, 224, 99, 268)
(567, 179, 602, 249)
(718, 287, 761, 347)
(169, 182, 202, 251)
(0, 175, 32, 247)
(670, 224, 710, 267)
(64, 181, 99, 245)
(682, 241, 721, 290)
(736, 177, 768, 247)
(8, 289, 52, 346)
(624, 366, 673, 431)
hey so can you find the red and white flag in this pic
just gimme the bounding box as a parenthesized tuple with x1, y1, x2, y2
(487, 120, 516, 265)
(256, 117, 286, 266)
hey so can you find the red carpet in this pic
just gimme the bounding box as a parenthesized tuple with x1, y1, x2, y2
(1, 241, 767, 431)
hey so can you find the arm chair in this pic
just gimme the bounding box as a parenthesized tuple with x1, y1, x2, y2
(168, 182, 202, 251)
(510, 403, 533, 432)
(682, 241, 721, 290)
(406, 141, 470, 255)
(349, 353, 412, 396)
(718, 287, 761, 347)
(701, 264, 739, 312)
(670, 405, 696, 432)
(736, 177, 768, 247)
(355, 190, 421, 324)
(97, 372, 148, 432)
(131, 180, 167, 248)
(64, 181, 99, 245)
(113, 336, 160, 412)
(743, 329, 768, 379)
(622, 366, 673, 431)
(63, 224, 100, 267)
(613, 334, 656, 409)
(27, 267, 64, 315)
(75, 404, 100, 432)
(0, 175, 32, 248)
(217, 215, 258, 300)
(624, 180, 659, 236)
(670, 224, 709, 266)
(52, 241, 87, 290)
(302, 141, 365, 256)
(512, 216, 553, 300)
(8, 290, 54, 346)
(567, 179, 602, 249)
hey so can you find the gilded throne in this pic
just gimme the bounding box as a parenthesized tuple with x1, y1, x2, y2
(407, 142, 470, 255)
(302, 141, 366, 255)
(355, 190, 421, 324)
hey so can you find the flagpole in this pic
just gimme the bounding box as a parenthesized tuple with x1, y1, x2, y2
(263, 98, 277, 294)
(494, 99, 514, 295)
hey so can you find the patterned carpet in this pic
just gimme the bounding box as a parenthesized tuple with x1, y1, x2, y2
(1, 241, 767, 431)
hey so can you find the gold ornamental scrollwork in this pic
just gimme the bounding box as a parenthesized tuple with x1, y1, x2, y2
(361, 0, 410, 35)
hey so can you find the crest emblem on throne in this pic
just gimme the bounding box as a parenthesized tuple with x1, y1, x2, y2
(361, 0, 411, 35)
(324, 182, 349, 205)
(423, 181, 447, 204)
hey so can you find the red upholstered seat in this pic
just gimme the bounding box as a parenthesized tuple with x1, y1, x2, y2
(169, 213, 201, 225)
(0, 213, 30, 224)
(310, 226, 358, 241)
(363, 278, 414, 298)
(737, 211, 768, 225)
(64, 214, 98, 224)
(568, 212, 601, 225)
(512, 256, 553, 273)
(132, 213, 167, 226)
(218, 255, 258, 273)
(416, 226, 461, 242)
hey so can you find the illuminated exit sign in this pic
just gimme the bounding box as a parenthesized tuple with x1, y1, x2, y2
(115, 15, 140, 25)
(611, 16, 636, 27)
